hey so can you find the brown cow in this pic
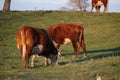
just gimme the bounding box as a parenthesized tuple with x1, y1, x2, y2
(16, 26, 60, 68)
(47, 23, 87, 58)
(91, 0, 108, 13)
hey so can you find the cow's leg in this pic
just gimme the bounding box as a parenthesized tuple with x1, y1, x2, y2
(22, 54, 29, 68)
(19, 46, 28, 68)
(80, 40, 87, 58)
(22, 56, 25, 68)
(23, 47, 32, 68)
(98, 6, 101, 12)
(103, 4, 108, 13)
(31, 55, 36, 67)
(95, 6, 99, 12)
(18, 45, 27, 68)
(22, 48, 28, 68)
(45, 57, 49, 66)
(72, 42, 78, 58)
(91, 5, 94, 12)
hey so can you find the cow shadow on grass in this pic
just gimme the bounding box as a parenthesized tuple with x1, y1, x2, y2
(59, 47, 120, 65)
(87, 47, 120, 58)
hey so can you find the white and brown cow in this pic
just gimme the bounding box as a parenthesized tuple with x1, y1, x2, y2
(91, 0, 108, 13)
(16, 26, 60, 68)
(47, 23, 87, 58)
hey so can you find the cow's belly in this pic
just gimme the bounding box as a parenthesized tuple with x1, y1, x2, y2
(53, 38, 71, 45)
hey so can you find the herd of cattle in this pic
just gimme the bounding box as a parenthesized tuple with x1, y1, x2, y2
(16, 23, 87, 68)
(16, 0, 108, 68)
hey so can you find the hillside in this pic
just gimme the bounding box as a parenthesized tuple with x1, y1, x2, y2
(0, 11, 120, 80)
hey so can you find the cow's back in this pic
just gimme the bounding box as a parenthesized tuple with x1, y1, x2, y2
(47, 24, 82, 44)
(92, 0, 108, 3)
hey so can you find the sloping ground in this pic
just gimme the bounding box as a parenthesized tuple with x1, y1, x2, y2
(0, 11, 120, 80)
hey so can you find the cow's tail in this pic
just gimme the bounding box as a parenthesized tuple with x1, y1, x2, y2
(79, 25, 84, 45)
(21, 29, 26, 58)
(78, 24, 87, 58)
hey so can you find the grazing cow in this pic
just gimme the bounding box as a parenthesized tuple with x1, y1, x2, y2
(91, 0, 108, 13)
(16, 26, 60, 68)
(47, 23, 87, 58)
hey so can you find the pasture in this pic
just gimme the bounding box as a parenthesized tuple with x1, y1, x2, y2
(0, 11, 120, 80)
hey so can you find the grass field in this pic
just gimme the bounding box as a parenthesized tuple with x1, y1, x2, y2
(0, 11, 120, 80)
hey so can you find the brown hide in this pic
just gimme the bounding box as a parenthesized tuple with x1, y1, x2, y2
(91, 0, 108, 13)
(47, 23, 87, 58)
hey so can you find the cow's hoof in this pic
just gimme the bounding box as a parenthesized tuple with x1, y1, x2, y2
(30, 64, 35, 68)
(74, 55, 77, 59)
(24, 66, 29, 69)
(82, 56, 90, 60)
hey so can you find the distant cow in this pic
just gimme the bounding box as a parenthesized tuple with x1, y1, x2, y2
(16, 26, 60, 68)
(91, 0, 108, 13)
(47, 23, 87, 58)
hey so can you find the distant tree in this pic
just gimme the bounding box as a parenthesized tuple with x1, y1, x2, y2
(68, 0, 89, 11)
(3, 0, 11, 12)
(60, 7, 70, 11)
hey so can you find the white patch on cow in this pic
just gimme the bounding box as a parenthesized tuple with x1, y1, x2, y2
(58, 49, 61, 57)
(63, 38, 71, 44)
(17, 44, 20, 49)
(39, 44, 43, 50)
(32, 44, 43, 54)
(22, 44, 26, 58)
(45, 57, 49, 66)
(96, 1, 103, 6)
(96, 74, 102, 80)
(31, 55, 36, 67)
(53, 41, 59, 48)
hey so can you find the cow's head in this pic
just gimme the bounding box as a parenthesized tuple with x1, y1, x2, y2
(48, 49, 61, 66)
(96, 1, 103, 6)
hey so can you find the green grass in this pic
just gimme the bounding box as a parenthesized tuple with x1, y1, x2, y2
(0, 11, 120, 80)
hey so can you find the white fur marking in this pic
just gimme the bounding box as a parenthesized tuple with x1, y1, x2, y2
(58, 50, 61, 57)
(63, 38, 71, 44)
(31, 55, 36, 67)
(96, 1, 103, 6)
(22, 44, 26, 58)
(53, 41, 59, 47)
(17, 44, 20, 49)
(38, 44, 43, 50)
(32, 44, 43, 54)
